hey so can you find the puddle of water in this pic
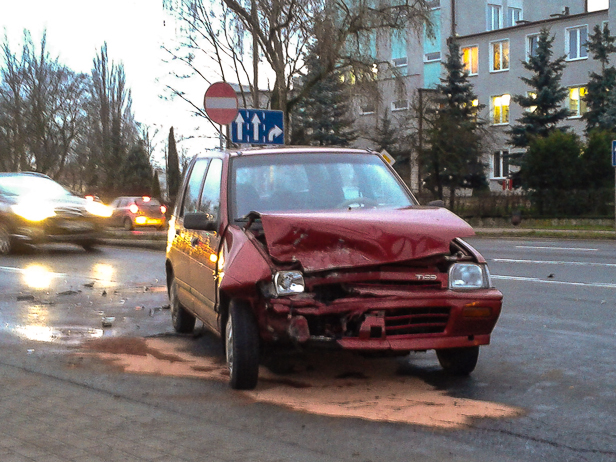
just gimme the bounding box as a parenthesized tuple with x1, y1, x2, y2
(83, 337, 524, 429)
(12, 325, 104, 344)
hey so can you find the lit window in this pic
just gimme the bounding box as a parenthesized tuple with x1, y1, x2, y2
(492, 151, 510, 179)
(462, 46, 478, 75)
(391, 100, 409, 111)
(526, 91, 537, 112)
(566, 26, 588, 60)
(527, 34, 539, 60)
(490, 40, 510, 72)
(568, 86, 588, 116)
(507, 7, 522, 27)
(491, 94, 510, 124)
(487, 4, 502, 31)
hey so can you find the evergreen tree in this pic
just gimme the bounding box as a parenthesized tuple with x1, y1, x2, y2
(518, 130, 584, 215)
(121, 143, 153, 196)
(420, 39, 486, 208)
(581, 129, 615, 190)
(167, 126, 181, 205)
(151, 169, 162, 200)
(584, 24, 616, 132)
(510, 28, 570, 148)
(290, 46, 356, 146)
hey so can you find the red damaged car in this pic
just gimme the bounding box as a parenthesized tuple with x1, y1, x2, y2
(165, 147, 502, 389)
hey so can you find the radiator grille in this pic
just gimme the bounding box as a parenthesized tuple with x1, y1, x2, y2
(384, 307, 450, 336)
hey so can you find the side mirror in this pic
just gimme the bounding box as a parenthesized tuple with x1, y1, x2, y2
(427, 200, 445, 207)
(183, 212, 218, 232)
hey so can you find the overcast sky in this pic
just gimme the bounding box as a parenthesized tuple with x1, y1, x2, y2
(0, 0, 611, 159)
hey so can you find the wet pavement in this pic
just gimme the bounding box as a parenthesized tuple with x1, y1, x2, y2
(1, 242, 616, 461)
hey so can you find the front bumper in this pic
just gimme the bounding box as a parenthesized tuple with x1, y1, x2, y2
(259, 288, 503, 352)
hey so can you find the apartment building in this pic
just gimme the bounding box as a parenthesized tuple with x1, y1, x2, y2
(356, 0, 612, 192)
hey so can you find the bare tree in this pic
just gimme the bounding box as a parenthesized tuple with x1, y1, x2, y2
(164, 0, 432, 137)
(88, 43, 138, 196)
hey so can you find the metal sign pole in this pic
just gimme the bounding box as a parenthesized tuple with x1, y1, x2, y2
(613, 140, 616, 231)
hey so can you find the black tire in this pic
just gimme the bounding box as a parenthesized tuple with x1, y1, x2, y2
(169, 277, 196, 333)
(436, 346, 479, 376)
(226, 300, 260, 390)
(123, 217, 134, 231)
(81, 240, 98, 252)
(0, 222, 12, 255)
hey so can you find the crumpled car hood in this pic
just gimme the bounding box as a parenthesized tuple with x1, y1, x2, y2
(260, 207, 475, 272)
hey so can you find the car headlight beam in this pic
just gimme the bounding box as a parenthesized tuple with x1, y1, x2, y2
(449, 263, 491, 290)
(85, 200, 113, 218)
(273, 271, 305, 295)
(11, 202, 56, 222)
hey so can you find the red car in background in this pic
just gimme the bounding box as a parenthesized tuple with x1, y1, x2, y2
(109, 196, 167, 230)
(165, 147, 503, 390)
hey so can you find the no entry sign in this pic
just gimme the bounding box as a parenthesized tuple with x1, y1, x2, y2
(204, 82, 238, 125)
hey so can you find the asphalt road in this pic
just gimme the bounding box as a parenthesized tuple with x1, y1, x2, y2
(0, 240, 615, 462)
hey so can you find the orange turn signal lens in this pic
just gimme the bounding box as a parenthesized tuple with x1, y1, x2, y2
(462, 303, 492, 318)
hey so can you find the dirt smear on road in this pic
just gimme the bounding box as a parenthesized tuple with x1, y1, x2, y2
(83, 336, 523, 429)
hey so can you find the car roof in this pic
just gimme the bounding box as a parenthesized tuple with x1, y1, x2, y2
(0, 171, 52, 179)
(192, 146, 376, 161)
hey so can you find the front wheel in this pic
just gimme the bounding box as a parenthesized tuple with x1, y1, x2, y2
(226, 300, 260, 390)
(169, 277, 196, 333)
(123, 217, 134, 231)
(436, 346, 479, 376)
(0, 222, 12, 255)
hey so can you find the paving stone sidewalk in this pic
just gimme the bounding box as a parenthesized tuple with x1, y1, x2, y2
(0, 362, 343, 462)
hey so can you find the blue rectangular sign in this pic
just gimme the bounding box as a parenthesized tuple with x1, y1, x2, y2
(231, 109, 284, 145)
(612, 140, 616, 167)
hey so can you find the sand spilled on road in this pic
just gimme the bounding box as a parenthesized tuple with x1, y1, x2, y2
(83, 337, 523, 429)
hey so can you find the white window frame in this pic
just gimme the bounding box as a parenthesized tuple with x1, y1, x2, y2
(491, 150, 510, 179)
(507, 7, 522, 27)
(567, 85, 588, 118)
(461, 45, 479, 76)
(490, 94, 511, 125)
(487, 4, 502, 31)
(565, 25, 588, 61)
(359, 102, 375, 116)
(490, 39, 510, 72)
(423, 52, 441, 63)
(391, 99, 409, 112)
(526, 33, 539, 61)
(392, 57, 408, 67)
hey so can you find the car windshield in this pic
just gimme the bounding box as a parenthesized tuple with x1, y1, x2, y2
(230, 152, 416, 220)
(0, 175, 72, 199)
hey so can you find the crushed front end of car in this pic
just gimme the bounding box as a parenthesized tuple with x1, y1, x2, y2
(221, 207, 502, 356)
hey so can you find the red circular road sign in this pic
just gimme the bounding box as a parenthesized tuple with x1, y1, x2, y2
(204, 82, 239, 125)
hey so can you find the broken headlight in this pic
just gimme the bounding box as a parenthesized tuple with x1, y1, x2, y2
(274, 271, 305, 295)
(448, 263, 491, 290)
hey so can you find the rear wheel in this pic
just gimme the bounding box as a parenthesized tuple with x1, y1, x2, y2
(0, 222, 12, 255)
(123, 217, 133, 231)
(226, 300, 260, 390)
(436, 346, 479, 376)
(169, 277, 196, 333)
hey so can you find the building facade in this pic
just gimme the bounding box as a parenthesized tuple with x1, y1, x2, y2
(354, 0, 612, 193)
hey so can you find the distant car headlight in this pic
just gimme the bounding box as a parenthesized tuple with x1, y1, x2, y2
(273, 271, 305, 295)
(11, 202, 56, 221)
(449, 263, 491, 290)
(85, 200, 113, 217)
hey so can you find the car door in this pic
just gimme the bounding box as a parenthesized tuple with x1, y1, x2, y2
(188, 158, 223, 330)
(169, 158, 210, 313)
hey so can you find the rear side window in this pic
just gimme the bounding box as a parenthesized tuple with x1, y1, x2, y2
(181, 159, 209, 217)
